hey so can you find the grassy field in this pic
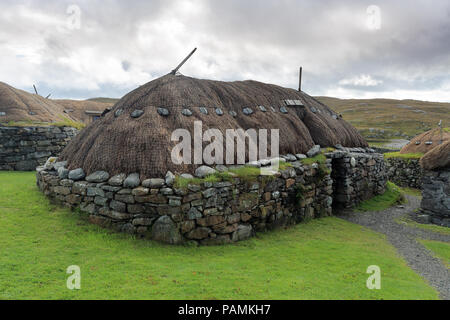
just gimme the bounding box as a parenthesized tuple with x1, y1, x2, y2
(0, 172, 439, 300)
(316, 97, 450, 140)
(420, 240, 450, 268)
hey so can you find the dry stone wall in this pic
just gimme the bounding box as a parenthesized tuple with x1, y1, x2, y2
(330, 148, 387, 210)
(385, 157, 423, 189)
(0, 126, 78, 171)
(36, 147, 387, 245)
(420, 169, 450, 227)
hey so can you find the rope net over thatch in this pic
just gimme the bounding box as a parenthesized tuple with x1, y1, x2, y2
(420, 140, 450, 170)
(401, 128, 450, 154)
(60, 74, 367, 178)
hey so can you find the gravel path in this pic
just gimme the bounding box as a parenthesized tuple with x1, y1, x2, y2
(340, 194, 450, 300)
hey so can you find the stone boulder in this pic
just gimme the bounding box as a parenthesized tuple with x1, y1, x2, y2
(151, 216, 183, 244)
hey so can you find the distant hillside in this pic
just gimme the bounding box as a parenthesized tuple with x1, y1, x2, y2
(316, 97, 450, 140)
(55, 99, 114, 123)
(87, 97, 120, 104)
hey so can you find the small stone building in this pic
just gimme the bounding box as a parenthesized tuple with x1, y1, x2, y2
(36, 73, 387, 244)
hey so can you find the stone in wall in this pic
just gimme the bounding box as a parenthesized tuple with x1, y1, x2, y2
(0, 126, 78, 171)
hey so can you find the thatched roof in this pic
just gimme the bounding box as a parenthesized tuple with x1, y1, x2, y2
(401, 128, 450, 154)
(60, 74, 367, 178)
(55, 99, 114, 123)
(0, 82, 76, 123)
(420, 140, 450, 170)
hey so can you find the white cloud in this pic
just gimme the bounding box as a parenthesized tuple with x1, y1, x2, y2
(339, 75, 383, 87)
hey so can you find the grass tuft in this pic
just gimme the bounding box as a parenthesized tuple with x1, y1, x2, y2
(384, 152, 424, 160)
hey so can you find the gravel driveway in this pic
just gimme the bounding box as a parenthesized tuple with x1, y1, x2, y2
(340, 194, 450, 300)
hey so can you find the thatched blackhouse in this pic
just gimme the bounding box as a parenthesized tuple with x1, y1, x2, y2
(420, 140, 450, 171)
(401, 128, 450, 155)
(60, 74, 367, 178)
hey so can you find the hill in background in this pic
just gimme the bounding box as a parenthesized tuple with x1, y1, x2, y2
(316, 97, 450, 143)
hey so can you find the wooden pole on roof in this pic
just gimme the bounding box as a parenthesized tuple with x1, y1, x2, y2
(171, 48, 197, 75)
(33, 85, 39, 95)
(298, 67, 302, 92)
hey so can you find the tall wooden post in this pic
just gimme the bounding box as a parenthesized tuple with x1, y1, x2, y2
(298, 67, 302, 92)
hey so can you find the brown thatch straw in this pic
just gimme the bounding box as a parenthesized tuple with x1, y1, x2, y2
(0, 82, 77, 123)
(420, 140, 450, 170)
(60, 74, 367, 178)
(401, 128, 450, 154)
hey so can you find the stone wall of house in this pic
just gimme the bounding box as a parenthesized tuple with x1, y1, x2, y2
(0, 126, 78, 171)
(36, 158, 334, 245)
(35, 147, 387, 245)
(330, 148, 387, 210)
(385, 157, 423, 189)
(420, 169, 450, 227)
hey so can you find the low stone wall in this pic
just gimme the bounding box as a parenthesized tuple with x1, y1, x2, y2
(0, 126, 78, 171)
(385, 157, 423, 189)
(420, 169, 450, 227)
(36, 159, 335, 245)
(36, 148, 387, 245)
(330, 149, 387, 210)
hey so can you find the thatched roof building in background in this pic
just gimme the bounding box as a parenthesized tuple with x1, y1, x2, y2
(401, 128, 450, 154)
(0, 82, 77, 123)
(60, 74, 367, 178)
(420, 140, 450, 170)
(55, 99, 114, 123)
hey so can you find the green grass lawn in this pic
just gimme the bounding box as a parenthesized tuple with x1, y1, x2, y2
(419, 240, 450, 268)
(354, 182, 404, 212)
(0, 172, 439, 300)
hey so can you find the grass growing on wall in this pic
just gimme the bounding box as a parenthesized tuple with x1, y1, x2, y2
(0, 172, 439, 300)
(53, 116, 85, 130)
(1, 117, 85, 130)
(384, 152, 424, 160)
(355, 182, 404, 212)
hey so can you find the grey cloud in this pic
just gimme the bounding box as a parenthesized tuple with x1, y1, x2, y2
(0, 0, 449, 101)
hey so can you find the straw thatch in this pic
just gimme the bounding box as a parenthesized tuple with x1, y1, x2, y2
(0, 82, 76, 123)
(420, 140, 450, 170)
(60, 74, 367, 178)
(55, 99, 114, 123)
(401, 128, 450, 154)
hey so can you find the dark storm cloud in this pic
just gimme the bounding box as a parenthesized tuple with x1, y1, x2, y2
(0, 0, 449, 101)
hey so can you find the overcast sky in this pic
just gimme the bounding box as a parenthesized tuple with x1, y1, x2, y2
(1, 0, 449, 101)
